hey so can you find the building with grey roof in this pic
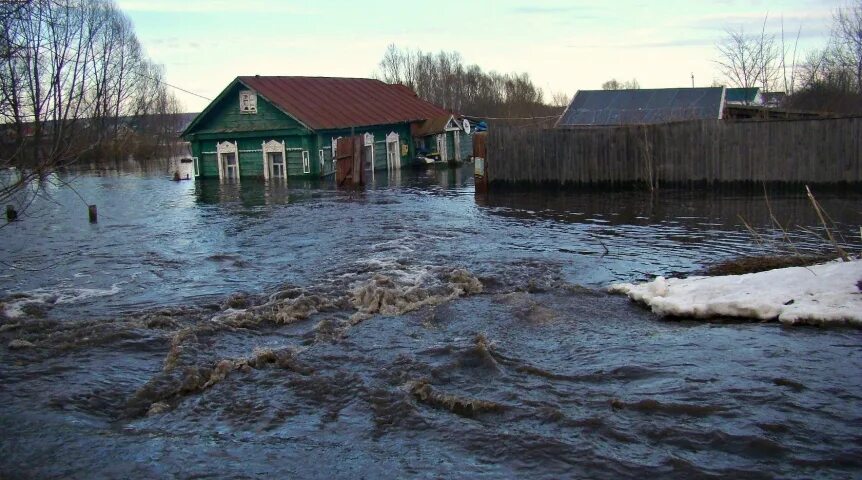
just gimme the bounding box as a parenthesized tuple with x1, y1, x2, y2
(556, 87, 726, 127)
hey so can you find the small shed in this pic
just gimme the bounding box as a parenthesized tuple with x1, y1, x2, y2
(410, 114, 471, 163)
(556, 87, 726, 127)
(182, 76, 450, 180)
(725, 87, 763, 106)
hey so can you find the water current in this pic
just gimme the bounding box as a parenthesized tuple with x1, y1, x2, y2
(1, 164, 860, 478)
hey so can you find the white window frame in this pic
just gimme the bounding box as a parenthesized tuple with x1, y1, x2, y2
(216, 140, 240, 181)
(385, 131, 400, 171)
(319, 149, 325, 173)
(262, 140, 287, 180)
(193, 156, 200, 177)
(302, 150, 310, 174)
(239, 90, 257, 114)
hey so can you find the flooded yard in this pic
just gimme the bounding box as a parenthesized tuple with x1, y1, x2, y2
(1, 165, 861, 478)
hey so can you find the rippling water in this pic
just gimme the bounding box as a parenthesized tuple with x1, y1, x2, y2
(1, 165, 860, 478)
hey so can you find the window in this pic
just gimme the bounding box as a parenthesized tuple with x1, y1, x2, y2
(302, 150, 310, 174)
(386, 132, 400, 171)
(319, 149, 325, 172)
(269, 152, 285, 178)
(239, 90, 257, 114)
(217, 141, 239, 181)
(223, 152, 238, 178)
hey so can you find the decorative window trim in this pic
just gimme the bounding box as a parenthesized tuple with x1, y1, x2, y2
(193, 156, 200, 177)
(216, 141, 239, 180)
(302, 150, 310, 174)
(385, 132, 400, 171)
(319, 149, 325, 172)
(262, 140, 286, 180)
(363, 132, 374, 146)
(444, 115, 461, 131)
(239, 90, 257, 114)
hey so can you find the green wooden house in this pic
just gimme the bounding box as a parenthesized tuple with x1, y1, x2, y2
(182, 76, 450, 180)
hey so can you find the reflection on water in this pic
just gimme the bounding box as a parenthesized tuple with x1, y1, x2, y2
(1, 163, 861, 479)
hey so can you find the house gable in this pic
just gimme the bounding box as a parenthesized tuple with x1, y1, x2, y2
(183, 81, 308, 138)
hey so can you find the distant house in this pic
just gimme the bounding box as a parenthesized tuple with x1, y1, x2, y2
(725, 87, 763, 106)
(410, 114, 471, 163)
(182, 76, 450, 179)
(556, 87, 726, 127)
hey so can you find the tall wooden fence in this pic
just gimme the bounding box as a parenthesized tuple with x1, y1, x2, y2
(486, 117, 862, 187)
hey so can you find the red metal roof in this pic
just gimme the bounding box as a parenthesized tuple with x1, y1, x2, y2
(237, 76, 450, 131)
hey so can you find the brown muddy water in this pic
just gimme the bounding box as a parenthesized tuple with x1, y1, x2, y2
(1, 165, 861, 478)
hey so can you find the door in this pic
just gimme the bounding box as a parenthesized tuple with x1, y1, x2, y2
(436, 134, 447, 162)
(335, 136, 365, 186)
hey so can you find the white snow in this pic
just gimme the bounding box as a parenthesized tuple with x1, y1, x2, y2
(608, 259, 862, 327)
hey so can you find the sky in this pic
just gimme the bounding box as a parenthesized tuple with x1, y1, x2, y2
(115, 0, 844, 112)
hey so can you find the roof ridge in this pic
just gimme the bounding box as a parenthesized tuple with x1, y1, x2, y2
(237, 75, 385, 82)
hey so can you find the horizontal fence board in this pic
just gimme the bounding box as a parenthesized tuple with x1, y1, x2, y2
(486, 118, 862, 186)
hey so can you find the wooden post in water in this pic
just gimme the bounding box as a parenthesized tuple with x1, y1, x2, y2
(6, 205, 17, 222)
(88, 205, 98, 223)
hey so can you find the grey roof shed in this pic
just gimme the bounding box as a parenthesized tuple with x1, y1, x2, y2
(556, 87, 725, 126)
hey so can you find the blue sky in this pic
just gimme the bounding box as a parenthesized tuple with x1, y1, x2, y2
(115, 0, 843, 112)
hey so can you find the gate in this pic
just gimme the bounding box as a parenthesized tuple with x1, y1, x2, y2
(335, 136, 365, 186)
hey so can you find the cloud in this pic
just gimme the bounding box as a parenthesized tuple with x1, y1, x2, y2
(686, 10, 834, 31)
(511, 6, 579, 14)
(567, 38, 716, 49)
(116, 0, 308, 14)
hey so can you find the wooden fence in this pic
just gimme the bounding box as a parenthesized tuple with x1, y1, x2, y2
(486, 117, 862, 187)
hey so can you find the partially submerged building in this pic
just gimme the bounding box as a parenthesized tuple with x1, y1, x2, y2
(724, 87, 763, 106)
(182, 76, 451, 179)
(411, 114, 472, 163)
(556, 87, 726, 127)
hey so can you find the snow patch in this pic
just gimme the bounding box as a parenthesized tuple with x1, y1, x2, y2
(608, 260, 862, 327)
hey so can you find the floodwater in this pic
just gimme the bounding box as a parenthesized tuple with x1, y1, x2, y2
(1, 164, 860, 479)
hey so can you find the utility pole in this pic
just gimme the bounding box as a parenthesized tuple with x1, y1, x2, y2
(691, 73, 695, 88)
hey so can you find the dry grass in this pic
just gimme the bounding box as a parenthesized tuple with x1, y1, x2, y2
(704, 254, 837, 276)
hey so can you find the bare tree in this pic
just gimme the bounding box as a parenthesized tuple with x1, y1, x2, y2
(551, 91, 570, 107)
(1, 0, 183, 209)
(601, 78, 640, 90)
(832, 1, 862, 93)
(601, 79, 622, 90)
(786, 2, 862, 113)
(715, 22, 780, 93)
(374, 45, 555, 118)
